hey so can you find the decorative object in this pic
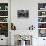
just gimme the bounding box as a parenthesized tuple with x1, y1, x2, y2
(5, 6, 8, 10)
(11, 23, 16, 30)
(42, 12, 45, 15)
(38, 17, 46, 22)
(38, 11, 46, 16)
(0, 23, 8, 37)
(0, 17, 8, 22)
(38, 3, 46, 10)
(0, 11, 8, 16)
(38, 23, 46, 28)
(0, 3, 8, 10)
(21, 40, 25, 46)
(0, 6, 1, 10)
(19, 35, 32, 45)
(39, 29, 46, 37)
(40, 8, 44, 10)
(29, 25, 35, 30)
(15, 35, 32, 46)
(17, 10, 29, 18)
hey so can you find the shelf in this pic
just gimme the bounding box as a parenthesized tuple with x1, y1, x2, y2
(0, 10, 8, 11)
(38, 15, 46, 17)
(38, 28, 46, 29)
(38, 10, 46, 11)
(0, 22, 8, 23)
(38, 22, 46, 23)
(0, 16, 8, 17)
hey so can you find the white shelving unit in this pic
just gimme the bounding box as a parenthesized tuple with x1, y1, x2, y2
(38, 3, 46, 37)
(0, 3, 8, 36)
(0, 2, 9, 45)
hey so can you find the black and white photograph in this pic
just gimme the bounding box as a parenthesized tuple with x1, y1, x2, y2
(17, 10, 29, 18)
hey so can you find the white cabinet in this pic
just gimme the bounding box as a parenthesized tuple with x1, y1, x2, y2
(38, 37, 46, 46)
(38, 3, 46, 37)
(0, 0, 11, 45)
(0, 35, 8, 45)
(0, 0, 8, 45)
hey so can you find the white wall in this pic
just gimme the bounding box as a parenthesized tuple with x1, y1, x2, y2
(11, 0, 46, 30)
(11, 0, 46, 46)
(11, 0, 38, 45)
(11, 0, 38, 30)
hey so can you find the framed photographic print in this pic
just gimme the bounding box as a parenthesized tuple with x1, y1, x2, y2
(17, 10, 29, 18)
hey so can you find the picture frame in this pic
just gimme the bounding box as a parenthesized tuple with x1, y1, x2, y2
(17, 10, 29, 18)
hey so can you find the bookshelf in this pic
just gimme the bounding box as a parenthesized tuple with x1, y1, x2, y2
(0, 3, 8, 37)
(38, 3, 46, 37)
